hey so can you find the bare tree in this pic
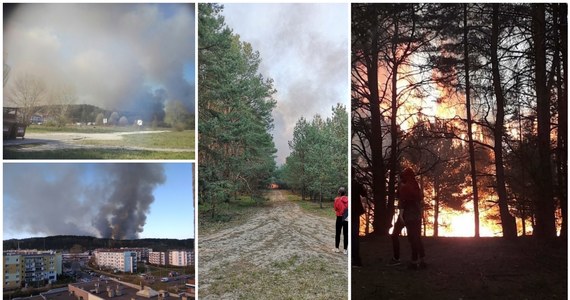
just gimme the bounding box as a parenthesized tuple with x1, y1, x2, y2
(3, 63, 10, 87)
(48, 83, 78, 127)
(6, 73, 47, 125)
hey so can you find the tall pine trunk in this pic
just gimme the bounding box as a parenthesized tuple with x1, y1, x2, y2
(490, 4, 518, 239)
(555, 3, 567, 239)
(388, 15, 400, 236)
(532, 3, 557, 239)
(366, 13, 389, 235)
(464, 4, 480, 237)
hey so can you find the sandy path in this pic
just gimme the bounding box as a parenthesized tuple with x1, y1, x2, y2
(198, 190, 347, 298)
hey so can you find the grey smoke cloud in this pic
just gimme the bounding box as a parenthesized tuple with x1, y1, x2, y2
(4, 164, 166, 240)
(222, 4, 349, 164)
(3, 3, 195, 114)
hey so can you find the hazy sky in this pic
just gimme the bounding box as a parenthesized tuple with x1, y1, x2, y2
(3, 3, 195, 113)
(3, 163, 195, 240)
(222, 3, 349, 164)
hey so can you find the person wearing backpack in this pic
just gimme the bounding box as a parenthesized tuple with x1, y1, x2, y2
(399, 167, 426, 269)
(333, 187, 349, 254)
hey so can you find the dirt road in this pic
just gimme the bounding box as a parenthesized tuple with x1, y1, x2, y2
(3, 130, 194, 152)
(199, 190, 348, 299)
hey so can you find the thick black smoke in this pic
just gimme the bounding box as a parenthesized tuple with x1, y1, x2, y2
(4, 164, 166, 240)
(95, 164, 166, 239)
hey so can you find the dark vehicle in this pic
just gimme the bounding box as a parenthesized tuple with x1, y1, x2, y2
(3, 107, 26, 139)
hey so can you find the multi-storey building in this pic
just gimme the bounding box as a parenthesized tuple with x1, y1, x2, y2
(148, 251, 169, 266)
(168, 250, 194, 267)
(4, 254, 22, 289)
(3, 251, 62, 289)
(94, 250, 137, 273)
(94, 248, 151, 263)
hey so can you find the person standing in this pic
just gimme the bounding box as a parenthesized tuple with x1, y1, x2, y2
(387, 211, 406, 266)
(334, 187, 349, 254)
(351, 174, 366, 266)
(399, 167, 426, 269)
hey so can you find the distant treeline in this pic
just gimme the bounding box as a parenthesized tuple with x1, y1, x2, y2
(3, 235, 194, 252)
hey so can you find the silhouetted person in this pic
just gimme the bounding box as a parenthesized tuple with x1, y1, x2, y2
(387, 208, 406, 266)
(399, 168, 426, 269)
(333, 187, 349, 254)
(351, 173, 366, 266)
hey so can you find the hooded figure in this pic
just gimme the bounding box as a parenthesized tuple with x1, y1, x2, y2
(398, 168, 426, 269)
(399, 168, 422, 223)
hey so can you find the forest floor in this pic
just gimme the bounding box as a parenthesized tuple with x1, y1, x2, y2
(353, 235, 567, 299)
(198, 190, 348, 300)
(3, 128, 195, 159)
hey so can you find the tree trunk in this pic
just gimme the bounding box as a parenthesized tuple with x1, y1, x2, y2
(464, 4, 481, 238)
(490, 4, 518, 239)
(387, 15, 400, 236)
(555, 3, 567, 239)
(532, 3, 557, 239)
(367, 15, 389, 235)
(433, 178, 439, 237)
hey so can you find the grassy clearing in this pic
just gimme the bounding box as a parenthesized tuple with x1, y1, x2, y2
(4, 148, 194, 159)
(354, 236, 567, 299)
(199, 196, 269, 235)
(207, 256, 346, 300)
(286, 192, 336, 219)
(80, 130, 195, 149)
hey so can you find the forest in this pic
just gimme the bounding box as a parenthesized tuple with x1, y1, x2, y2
(198, 4, 277, 218)
(281, 104, 349, 207)
(352, 3, 566, 239)
(198, 4, 349, 220)
(3, 235, 194, 252)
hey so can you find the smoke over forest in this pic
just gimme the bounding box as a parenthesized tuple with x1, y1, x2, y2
(222, 4, 348, 164)
(3, 4, 195, 118)
(4, 164, 166, 240)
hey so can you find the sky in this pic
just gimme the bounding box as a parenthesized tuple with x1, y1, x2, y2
(3, 3, 195, 114)
(3, 163, 195, 240)
(222, 3, 349, 165)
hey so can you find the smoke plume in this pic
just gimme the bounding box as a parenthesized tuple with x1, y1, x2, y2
(3, 4, 195, 115)
(222, 4, 348, 164)
(4, 164, 166, 240)
(95, 164, 166, 239)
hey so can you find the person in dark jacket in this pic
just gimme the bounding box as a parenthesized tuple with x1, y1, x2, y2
(351, 171, 366, 266)
(398, 167, 426, 269)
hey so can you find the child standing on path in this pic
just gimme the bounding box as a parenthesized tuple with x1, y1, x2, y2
(333, 187, 349, 254)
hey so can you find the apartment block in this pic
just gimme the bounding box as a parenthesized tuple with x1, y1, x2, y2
(148, 251, 169, 266)
(94, 250, 137, 273)
(168, 250, 194, 267)
(3, 251, 62, 289)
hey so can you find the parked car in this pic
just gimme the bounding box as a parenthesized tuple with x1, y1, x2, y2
(3, 107, 26, 139)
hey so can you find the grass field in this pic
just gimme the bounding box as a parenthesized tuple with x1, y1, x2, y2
(4, 148, 194, 159)
(287, 192, 337, 219)
(80, 130, 195, 149)
(4, 126, 195, 159)
(198, 195, 268, 235)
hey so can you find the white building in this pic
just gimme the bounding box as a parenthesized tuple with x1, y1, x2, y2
(94, 250, 137, 273)
(149, 251, 168, 266)
(168, 250, 194, 267)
